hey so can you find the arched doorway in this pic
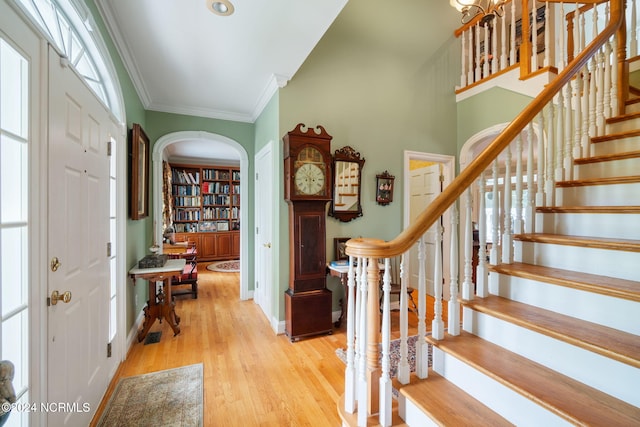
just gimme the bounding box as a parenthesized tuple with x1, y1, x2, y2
(152, 131, 250, 299)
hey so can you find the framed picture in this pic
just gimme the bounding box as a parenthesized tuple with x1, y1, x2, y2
(129, 123, 150, 220)
(334, 237, 350, 261)
(376, 170, 395, 206)
(199, 221, 217, 232)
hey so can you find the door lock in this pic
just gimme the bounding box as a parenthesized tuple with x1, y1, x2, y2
(50, 290, 72, 305)
(50, 257, 61, 272)
(263, 242, 271, 248)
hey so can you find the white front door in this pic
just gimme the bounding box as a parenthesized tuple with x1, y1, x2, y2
(254, 144, 274, 325)
(408, 163, 442, 296)
(47, 46, 113, 425)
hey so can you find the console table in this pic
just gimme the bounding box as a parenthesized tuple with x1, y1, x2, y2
(129, 258, 186, 342)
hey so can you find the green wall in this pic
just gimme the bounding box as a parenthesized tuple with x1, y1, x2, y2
(278, 2, 461, 317)
(456, 87, 533, 152)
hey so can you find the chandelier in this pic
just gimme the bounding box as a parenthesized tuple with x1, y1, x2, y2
(450, 0, 507, 26)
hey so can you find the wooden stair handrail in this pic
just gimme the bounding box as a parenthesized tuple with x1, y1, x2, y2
(346, 0, 624, 259)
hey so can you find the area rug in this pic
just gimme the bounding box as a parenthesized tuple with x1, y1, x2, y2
(96, 363, 203, 427)
(335, 335, 431, 378)
(206, 260, 240, 272)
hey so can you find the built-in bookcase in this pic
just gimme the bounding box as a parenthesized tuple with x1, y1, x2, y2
(171, 164, 240, 233)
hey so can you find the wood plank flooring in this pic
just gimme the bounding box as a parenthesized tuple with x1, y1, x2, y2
(91, 264, 443, 426)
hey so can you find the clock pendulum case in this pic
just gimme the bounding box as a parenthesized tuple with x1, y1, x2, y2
(283, 123, 333, 342)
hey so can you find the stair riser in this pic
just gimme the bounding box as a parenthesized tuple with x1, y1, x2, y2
(590, 136, 640, 156)
(555, 182, 640, 206)
(536, 212, 640, 240)
(431, 347, 571, 426)
(398, 395, 439, 427)
(605, 118, 640, 134)
(516, 241, 640, 282)
(489, 273, 640, 335)
(463, 307, 640, 407)
(574, 156, 640, 179)
(623, 100, 640, 114)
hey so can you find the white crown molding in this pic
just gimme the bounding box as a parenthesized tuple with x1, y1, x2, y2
(95, 0, 152, 108)
(249, 73, 290, 122)
(146, 102, 254, 123)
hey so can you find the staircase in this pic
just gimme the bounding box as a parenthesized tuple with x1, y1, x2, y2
(397, 93, 640, 426)
(338, 1, 640, 425)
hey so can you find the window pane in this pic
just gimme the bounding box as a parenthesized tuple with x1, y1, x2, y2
(109, 296, 116, 341)
(1, 227, 27, 315)
(1, 134, 28, 223)
(2, 309, 28, 394)
(0, 40, 28, 137)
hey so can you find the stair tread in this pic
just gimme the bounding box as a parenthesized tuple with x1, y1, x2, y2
(514, 233, 640, 252)
(427, 332, 640, 425)
(606, 111, 640, 123)
(536, 205, 640, 213)
(489, 262, 640, 302)
(462, 294, 640, 368)
(399, 370, 513, 426)
(556, 175, 640, 187)
(591, 128, 640, 143)
(574, 150, 640, 164)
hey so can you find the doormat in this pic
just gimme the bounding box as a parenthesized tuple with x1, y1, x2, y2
(144, 331, 162, 345)
(206, 260, 240, 272)
(96, 363, 203, 426)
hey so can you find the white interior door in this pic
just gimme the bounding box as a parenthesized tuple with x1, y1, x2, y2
(408, 163, 442, 296)
(254, 144, 274, 325)
(47, 46, 112, 425)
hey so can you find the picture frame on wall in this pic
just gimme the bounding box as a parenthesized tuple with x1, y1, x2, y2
(129, 123, 150, 220)
(334, 237, 350, 261)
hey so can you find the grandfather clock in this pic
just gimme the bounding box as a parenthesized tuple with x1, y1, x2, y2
(283, 123, 333, 342)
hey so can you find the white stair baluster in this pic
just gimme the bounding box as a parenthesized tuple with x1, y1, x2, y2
(531, 0, 538, 71)
(461, 28, 467, 87)
(344, 256, 357, 413)
(449, 203, 460, 336)
(432, 224, 445, 340)
(357, 257, 368, 427)
(526, 122, 536, 234)
(502, 143, 513, 265)
(538, 106, 549, 208)
(416, 237, 429, 377)
(490, 158, 500, 265)
(500, 11, 507, 69)
(544, 2, 550, 67)
(476, 172, 489, 298)
(397, 254, 410, 384)
(379, 257, 391, 427)
(510, 2, 516, 66)
(631, 0, 638, 57)
(491, 17, 498, 74)
(468, 28, 474, 85)
(462, 188, 474, 301)
(475, 23, 482, 82)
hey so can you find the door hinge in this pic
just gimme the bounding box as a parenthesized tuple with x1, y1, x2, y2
(107, 342, 112, 358)
(255, 172, 259, 180)
(107, 242, 112, 257)
(439, 174, 445, 182)
(107, 140, 112, 156)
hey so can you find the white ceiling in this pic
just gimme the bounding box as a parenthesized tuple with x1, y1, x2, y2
(95, 0, 460, 162)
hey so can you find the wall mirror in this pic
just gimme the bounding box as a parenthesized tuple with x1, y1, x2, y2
(329, 146, 365, 222)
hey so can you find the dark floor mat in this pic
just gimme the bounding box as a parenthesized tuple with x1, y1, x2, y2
(144, 331, 162, 345)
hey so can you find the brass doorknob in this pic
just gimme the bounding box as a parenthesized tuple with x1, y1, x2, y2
(50, 257, 61, 272)
(50, 290, 72, 305)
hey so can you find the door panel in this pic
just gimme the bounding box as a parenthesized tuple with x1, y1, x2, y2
(409, 163, 441, 296)
(255, 145, 273, 321)
(48, 46, 112, 426)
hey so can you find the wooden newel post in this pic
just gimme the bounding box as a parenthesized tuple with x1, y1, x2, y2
(616, 0, 628, 116)
(366, 256, 380, 415)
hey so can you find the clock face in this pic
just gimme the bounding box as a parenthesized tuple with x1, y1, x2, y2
(295, 163, 325, 195)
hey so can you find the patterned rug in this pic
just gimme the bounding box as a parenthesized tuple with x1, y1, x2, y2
(206, 260, 240, 272)
(96, 364, 203, 426)
(335, 335, 431, 378)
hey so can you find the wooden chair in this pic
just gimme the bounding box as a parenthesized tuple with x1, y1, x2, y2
(169, 244, 198, 299)
(379, 256, 417, 314)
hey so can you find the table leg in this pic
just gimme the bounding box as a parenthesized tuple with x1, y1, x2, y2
(334, 274, 348, 328)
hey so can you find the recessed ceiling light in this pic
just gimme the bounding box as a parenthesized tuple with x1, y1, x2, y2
(207, 0, 234, 16)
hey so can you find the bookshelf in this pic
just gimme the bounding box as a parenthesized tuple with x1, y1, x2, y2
(170, 163, 240, 261)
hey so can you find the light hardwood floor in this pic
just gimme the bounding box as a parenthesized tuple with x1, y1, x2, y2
(92, 264, 445, 426)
